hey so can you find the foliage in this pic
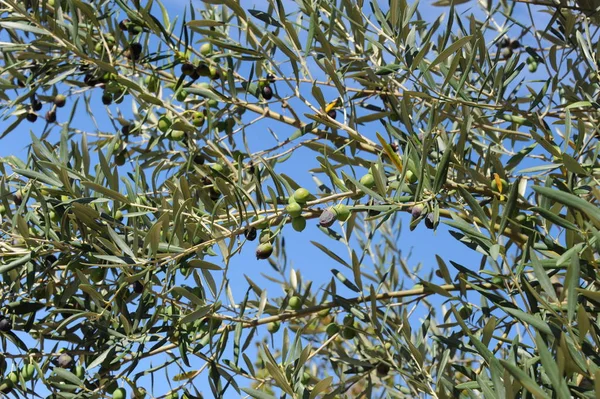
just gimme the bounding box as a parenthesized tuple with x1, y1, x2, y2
(0, 0, 599, 398)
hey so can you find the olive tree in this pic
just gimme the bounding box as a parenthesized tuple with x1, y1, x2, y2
(0, 0, 599, 398)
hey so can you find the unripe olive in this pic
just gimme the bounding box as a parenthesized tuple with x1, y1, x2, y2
(259, 229, 273, 244)
(528, 62, 538, 73)
(158, 116, 171, 133)
(288, 296, 302, 310)
(112, 387, 126, 399)
(491, 177, 508, 193)
(405, 170, 417, 184)
(325, 323, 340, 337)
(200, 43, 213, 56)
(176, 90, 188, 102)
(192, 112, 205, 127)
(341, 327, 356, 339)
(7, 372, 17, 385)
(286, 202, 302, 218)
(21, 364, 35, 381)
(333, 204, 350, 221)
(291, 216, 306, 232)
(169, 130, 185, 141)
(293, 188, 310, 204)
(301, 372, 311, 384)
(267, 321, 280, 333)
(256, 242, 273, 260)
(359, 173, 375, 188)
(115, 210, 124, 221)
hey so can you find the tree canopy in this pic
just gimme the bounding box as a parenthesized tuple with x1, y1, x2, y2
(0, 0, 599, 398)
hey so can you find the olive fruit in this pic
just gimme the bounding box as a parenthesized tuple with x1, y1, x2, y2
(45, 110, 57, 123)
(200, 43, 212, 56)
(319, 208, 336, 228)
(291, 216, 306, 232)
(90, 267, 105, 283)
(244, 226, 257, 241)
(376, 362, 390, 377)
(341, 327, 356, 340)
(158, 116, 172, 133)
(54, 94, 67, 107)
(57, 353, 73, 368)
(7, 372, 17, 385)
(193, 154, 205, 165)
(192, 112, 205, 127)
(133, 281, 144, 294)
(359, 173, 375, 189)
(209, 66, 220, 80)
(146, 75, 158, 92)
(293, 188, 310, 204)
(491, 177, 508, 193)
(286, 202, 302, 218)
(510, 39, 521, 49)
(26, 112, 38, 122)
(114, 151, 126, 166)
(21, 364, 35, 381)
(112, 387, 126, 399)
(262, 85, 273, 100)
(196, 63, 211, 77)
(327, 109, 337, 119)
(32, 100, 42, 111)
(259, 229, 273, 244)
(528, 62, 538, 73)
(0, 204, 5, 215)
(256, 242, 273, 260)
(333, 204, 350, 221)
(102, 92, 113, 105)
(267, 321, 280, 333)
(181, 62, 195, 76)
(169, 130, 185, 141)
(128, 43, 143, 60)
(13, 190, 23, 206)
(115, 210, 124, 221)
(288, 296, 302, 310)
(0, 318, 12, 332)
(405, 170, 417, 183)
(411, 204, 424, 219)
(424, 213, 435, 229)
(326, 323, 340, 337)
(176, 90, 188, 102)
(0, 379, 13, 394)
(500, 47, 512, 59)
(301, 372, 311, 384)
(74, 366, 85, 379)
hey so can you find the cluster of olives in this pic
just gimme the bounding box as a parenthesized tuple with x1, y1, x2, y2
(526, 55, 538, 73)
(409, 204, 435, 230)
(499, 37, 520, 59)
(325, 313, 360, 341)
(25, 94, 65, 124)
